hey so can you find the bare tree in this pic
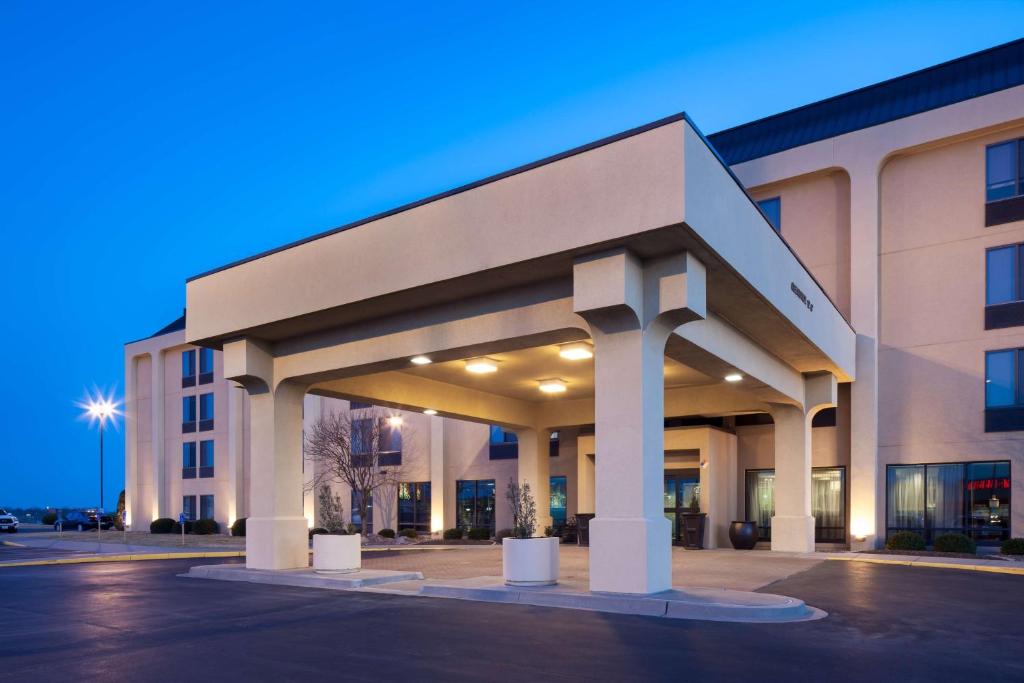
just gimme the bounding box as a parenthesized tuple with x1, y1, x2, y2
(305, 406, 408, 536)
(506, 478, 538, 539)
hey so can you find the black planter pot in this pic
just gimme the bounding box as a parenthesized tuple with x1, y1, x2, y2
(680, 512, 706, 549)
(729, 521, 759, 550)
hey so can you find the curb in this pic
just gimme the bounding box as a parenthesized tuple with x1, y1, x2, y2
(827, 556, 1024, 576)
(1, 540, 27, 548)
(0, 551, 245, 569)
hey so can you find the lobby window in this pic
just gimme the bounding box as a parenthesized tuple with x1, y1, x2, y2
(984, 348, 1024, 431)
(182, 495, 197, 521)
(456, 479, 496, 532)
(488, 426, 518, 460)
(198, 348, 214, 384)
(182, 442, 197, 479)
(181, 350, 196, 388)
(398, 482, 431, 532)
(757, 197, 781, 232)
(182, 396, 197, 433)
(985, 139, 1024, 226)
(199, 440, 214, 478)
(550, 476, 567, 531)
(744, 467, 846, 542)
(985, 244, 1024, 329)
(199, 393, 214, 431)
(886, 461, 1010, 544)
(351, 490, 373, 533)
(200, 494, 214, 521)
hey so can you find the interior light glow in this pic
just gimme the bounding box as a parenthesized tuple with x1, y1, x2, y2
(410, 356, 432, 365)
(423, 409, 438, 416)
(538, 379, 568, 394)
(558, 342, 593, 361)
(465, 358, 499, 374)
(387, 415, 404, 427)
(724, 373, 743, 383)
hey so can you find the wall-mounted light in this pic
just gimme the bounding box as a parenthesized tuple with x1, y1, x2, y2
(724, 373, 743, 383)
(423, 409, 438, 416)
(851, 518, 872, 542)
(387, 415, 404, 427)
(700, 460, 708, 469)
(538, 378, 568, 394)
(558, 342, 593, 361)
(410, 355, 432, 365)
(465, 358, 499, 374)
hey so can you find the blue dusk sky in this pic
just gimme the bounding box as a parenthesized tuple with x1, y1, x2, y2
(1, 2, 1021, 509)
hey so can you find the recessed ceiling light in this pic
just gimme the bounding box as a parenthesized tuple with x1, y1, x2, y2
(423, 409, 437, 416)
(558, 342, 593, 361)
(724, 373, 743, 383)
(465, 358, 499, 374)
(410, 355, 432, 365)
(538, 378, 568, 394)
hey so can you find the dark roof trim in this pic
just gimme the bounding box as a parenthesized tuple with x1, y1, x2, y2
(187, 112, 690, 282)
(708, 37, 1024, 165)
(125, 312, 186, 346)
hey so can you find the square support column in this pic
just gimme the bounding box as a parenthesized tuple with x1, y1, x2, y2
(513, 428, 552, 531)
(429, 415, 448, 533)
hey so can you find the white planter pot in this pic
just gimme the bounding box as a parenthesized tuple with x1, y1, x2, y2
(313, 534, 362, 574)
(502, 537, 559, 586)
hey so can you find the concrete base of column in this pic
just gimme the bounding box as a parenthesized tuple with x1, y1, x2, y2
(770, 515, 815, 553)
(589, 516, 672, 594)
(246, 516, 309, 570)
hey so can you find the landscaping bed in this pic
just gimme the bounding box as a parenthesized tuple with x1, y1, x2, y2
(860, 549, 1009, 561)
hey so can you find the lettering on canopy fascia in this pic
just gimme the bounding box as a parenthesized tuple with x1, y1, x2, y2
(790, 282, 813, 312)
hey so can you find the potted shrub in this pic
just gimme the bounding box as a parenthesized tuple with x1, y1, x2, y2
(680, 496, 706, 550)
(729, 520, 758, 550)
(313, 531, 362, 574)
(502, 479, 559, 586)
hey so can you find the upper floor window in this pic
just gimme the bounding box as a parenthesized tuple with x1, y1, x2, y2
(182, 396, 197, 433)
(488, 425, 518, 460)
(181, 350, 196, 388)
(199, 440, 214, 478)
(757, 197, 781, 232)
(985, 244, 1024, 330)
(985, 348, 1024, 432)
(986, 139, 1024, 202)
(349, 401, 372, 410)
(985, 140, 1024, 227)
(182, 442, 197, 479)
(352, 417, 402, 466)
(199, 393, 214, 431)
(198, 348, 214, 385)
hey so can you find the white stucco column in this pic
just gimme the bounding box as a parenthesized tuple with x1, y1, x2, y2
(429, 415, 447, 533)
(513, 427, 552, 531)
(223, 338, 309, 570)
(124, 354, 139, 530)
(151, 349, 166, 521)
(574, 248, 706, 594)
(227, 382, 246, 526)
(576, 437, 595, 515)
(770, 373, 837, 553)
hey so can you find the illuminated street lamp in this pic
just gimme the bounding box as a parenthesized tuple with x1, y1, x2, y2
(81, 394, 119, 516)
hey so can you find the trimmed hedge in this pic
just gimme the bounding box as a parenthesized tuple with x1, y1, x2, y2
(495, 528, 514, 544)
(1001, 538, 1024, 555)
(443, 528, 463, 540)
(231, 518, 246, 537)
(150, 518, 176, 534)
(467, 527, 491, 541)
(42, 511, 58, 525)
(933, 533, 976, 554)
(885, 531, 926, 551)
(399, 528, 418, 539)
(378, 528, 396, 539)
(309, 527, 329, 539)
(192, 519, 220, 535)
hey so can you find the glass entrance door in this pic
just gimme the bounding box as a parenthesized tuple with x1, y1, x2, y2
(664, 470, 700, 543)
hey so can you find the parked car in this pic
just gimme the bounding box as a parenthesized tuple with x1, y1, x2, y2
(0, 509, 19, 533)
(54, 511, 114, 531)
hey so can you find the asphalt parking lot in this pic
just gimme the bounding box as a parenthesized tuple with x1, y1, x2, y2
(0, 556, 1021, 682)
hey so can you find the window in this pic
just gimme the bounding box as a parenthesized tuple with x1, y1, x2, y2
(456, 479, 496, 532)
(199, 393, 214, 431)
(182, 396, 197, 433)
(984, 348, 1024, 431)
(549, 431, 559, 457)
(744, 467, 846, 543)
(181, 350, 196, 387)
(398, 482, 431, 532)
(349, 401, 372, 410)
(549, 476, 567, 531)
(200, 495, 214, 521)
(199, 440, 214, 478)
(985, 139, 1024, 226)
(182, 442, 197, 479)
(352, 418, 402, 466)
(886, 461, 1010, 544)
(488, 426, 518, 460)
(757, 196, 781, 231)
(985, 244, 1024, 329)
(664, 471, 701, 541)
(198, 348, 214, 384)
(182, 495, 197, 521)
(351, 490, 373, 533)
